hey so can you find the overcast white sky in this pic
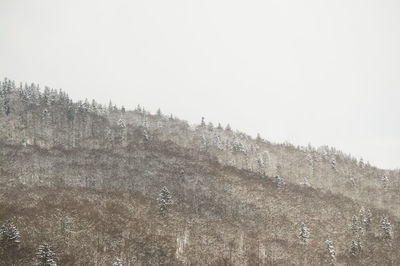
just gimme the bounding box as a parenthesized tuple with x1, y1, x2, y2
(1, 0, 399, 169)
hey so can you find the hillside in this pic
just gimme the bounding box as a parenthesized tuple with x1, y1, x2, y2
(0, 78, 399, 265)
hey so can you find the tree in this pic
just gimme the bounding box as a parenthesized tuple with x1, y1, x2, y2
(200, 117, 206, 127)
(325, 239, 336, 265)
(225, 123, 231, 131)
(331, 157, 336, 171)
(36, 243, 57, 266)
(349, 239, 361, 256)
(118, 117, 126, 128)
(0, 219, 20, 247)
(114, 258, 123, 266)
(217, 123, 223, 130)
(157, 186, 172, 216)
(359, 207, 372, 232)
(298, 223, 310, 244)
(382, 175, 389, 189)
(380, 217, 392, 242)
(0, 220, 20, 265)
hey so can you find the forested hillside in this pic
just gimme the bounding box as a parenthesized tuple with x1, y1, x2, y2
(0, 78, 399, 265)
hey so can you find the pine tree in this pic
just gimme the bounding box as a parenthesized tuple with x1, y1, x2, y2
(200, 117, 206, 127)
(217, 123, 223, 130)
(349, 238, 361, 256)
(225, 123, 231, 131)
(381, 175, 389, 189)
(380, 217, 392, 242)
(0, 220, 20, 265)
(36, 243, 57, 266)
(298, 223, 310, 244)
(350, 215, 360, 237)
(0, 219, 20, 247)
(359, 207, 372, 232)
(113, 258, 123, 266)
(118, 117, 126, 128)
(325, 239, 336, 265)
(157, 186, 172, 216)
(331, 157, 336, 171)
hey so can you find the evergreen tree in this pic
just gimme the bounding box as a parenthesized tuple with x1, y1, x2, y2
(225, 123, 231, 131)
(118, 117, 126, 128)
(0, 220, 20, 265)
(381, 175, 389, 189)
(380, 217, 392, 242)
(349, 239, 361, 256)
(157, 186, 172, 216)
(359, 207, 372, 232)
(325, 239, 336, 265)
(36, 243, 57, 266)
(200, 117, 206, 127)
(298, 223, 310, 244)
(0, 219, 20, 247)
(217, 123, 223, 130)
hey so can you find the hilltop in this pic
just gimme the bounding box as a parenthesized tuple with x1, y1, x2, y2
(0, 78, 399, 265)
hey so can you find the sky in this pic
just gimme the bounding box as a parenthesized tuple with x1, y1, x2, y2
(1, 0, 399, 169)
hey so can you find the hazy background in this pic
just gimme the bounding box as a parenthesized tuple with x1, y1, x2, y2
(1, 0, 399, 169)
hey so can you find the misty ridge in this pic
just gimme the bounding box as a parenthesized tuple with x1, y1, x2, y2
(0, 78, 399, 265)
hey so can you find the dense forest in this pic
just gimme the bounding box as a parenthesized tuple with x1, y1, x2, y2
(0, 78, 399, 265)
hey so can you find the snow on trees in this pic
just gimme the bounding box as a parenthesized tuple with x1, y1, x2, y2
(225, 123, 231, 131)
(200, 117, 206, 128)
(325, 239, 336, 265)
(36, 242, 57, 266)
(331, 157, 336, 171)
(113, 258, 123, 266)
(0, 219, 20, 247)
(298, 223, 310, 244)
(118, 117, 126, 128)
(349, 238, 361, 256)
(143, 128, 150, 141)
(157, 186, 172, 216)
(359, 207, 372, 232)
(381, 175, 389, 189)
(380, 217, 392, 242)
(231, 137, 246, 153)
